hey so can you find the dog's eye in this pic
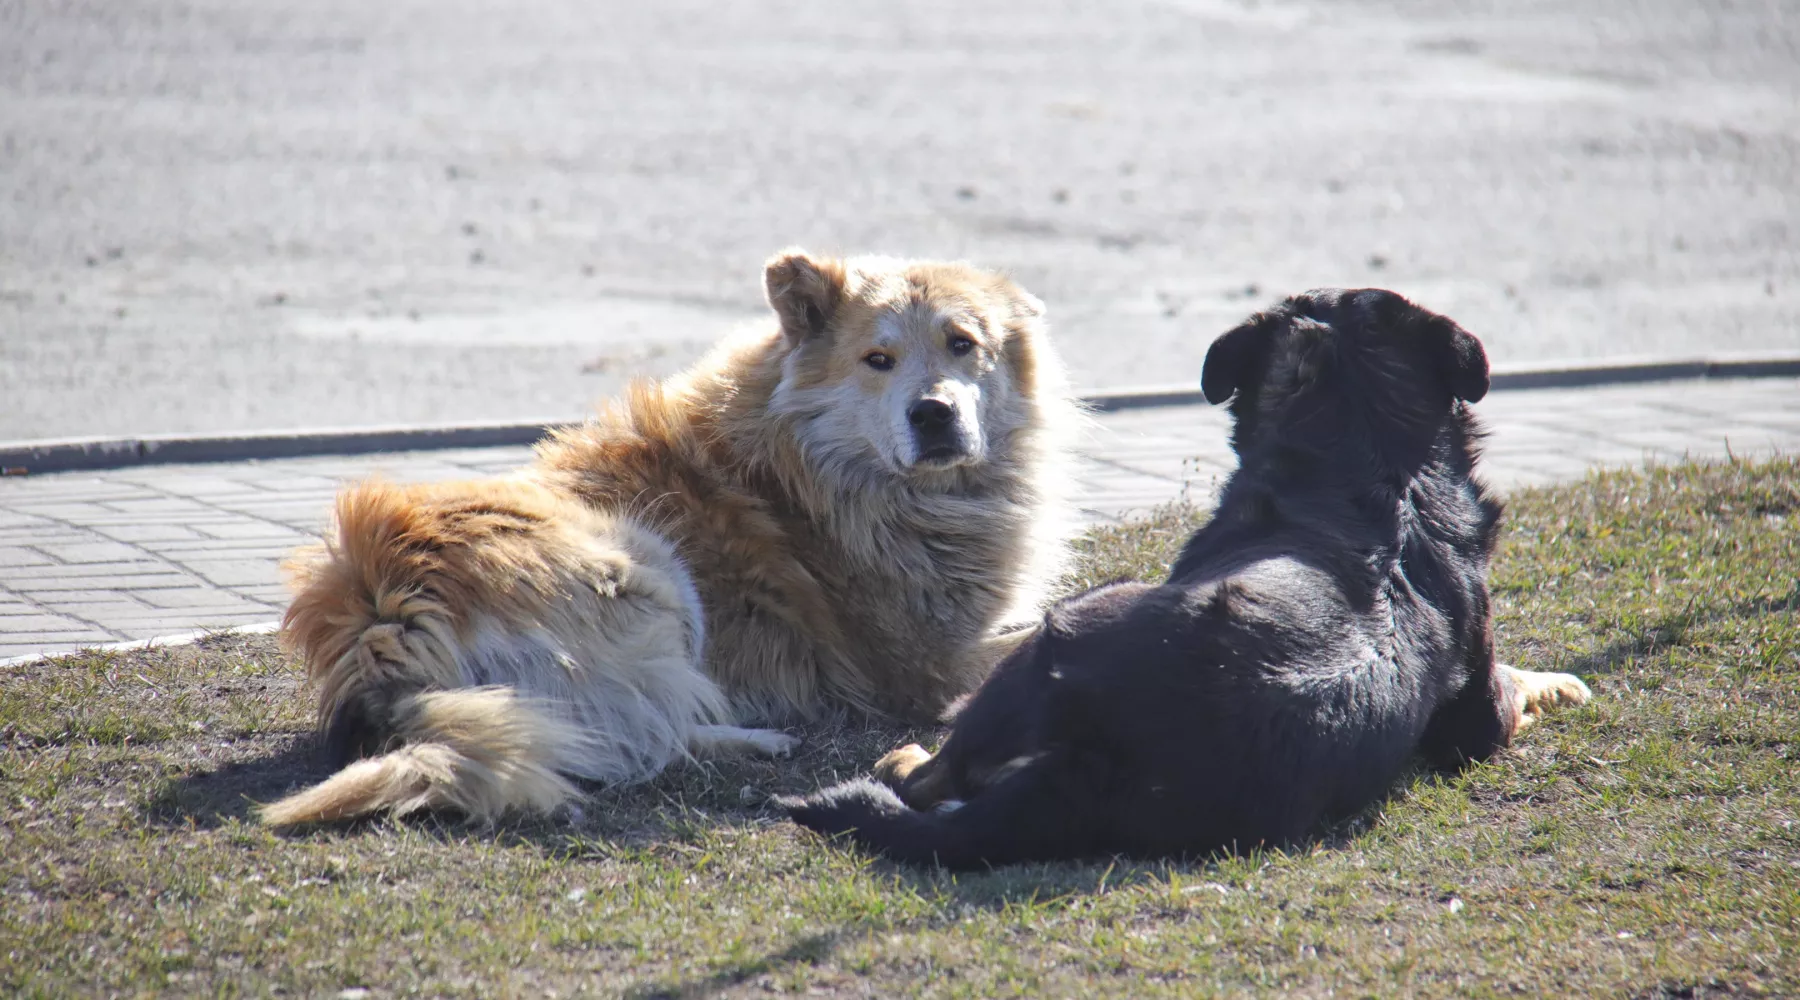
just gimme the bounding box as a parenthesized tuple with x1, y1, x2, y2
(863, 352, 895, 371)
(947, 336, 977, 356)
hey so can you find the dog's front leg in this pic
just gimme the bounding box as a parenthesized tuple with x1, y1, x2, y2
(689, 725, 801, 759)
(1497, 664, 1592, 732)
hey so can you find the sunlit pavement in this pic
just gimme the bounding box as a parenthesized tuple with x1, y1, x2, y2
(4, 376, 1796, 662)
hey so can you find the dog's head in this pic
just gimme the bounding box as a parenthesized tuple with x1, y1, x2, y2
(764, 248, 1053, 477)
(1200, 288, 1489, 459)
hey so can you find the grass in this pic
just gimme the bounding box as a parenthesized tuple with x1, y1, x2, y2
(3, 457, 1797, 998)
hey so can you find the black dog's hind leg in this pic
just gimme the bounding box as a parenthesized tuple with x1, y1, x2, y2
(876, 625, 1056, 810)
(1421, 623, 1593, 769)
(872, 743, 947, 807)
(1419, 658, 1518, 769)
(1420, 617, 1522, 769)
(787, 746, 1108, 869)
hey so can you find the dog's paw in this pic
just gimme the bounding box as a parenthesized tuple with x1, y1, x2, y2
(690, 725, 801, 760)
(1501, 664, 1592, 731)
(750, 730, 802, 758)
(873, 744, 933, 787)
(1519, 669, 1593, 714)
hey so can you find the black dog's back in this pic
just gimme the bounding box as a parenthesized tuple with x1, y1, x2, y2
(786, 289, 1527, 868)
(789, 562, 1476, 865)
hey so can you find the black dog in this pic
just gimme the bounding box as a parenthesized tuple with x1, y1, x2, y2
(782, 288, 1591, 868)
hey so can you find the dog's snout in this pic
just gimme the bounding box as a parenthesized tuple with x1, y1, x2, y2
(903, 393, 974, 468)
(908, 399, 955, 430)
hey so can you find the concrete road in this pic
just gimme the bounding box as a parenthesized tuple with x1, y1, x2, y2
(3, 0, 1796, 439)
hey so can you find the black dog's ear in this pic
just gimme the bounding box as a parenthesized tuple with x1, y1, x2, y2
(764, 248, 847, 344)
(1201, 317, 1275, 404)
(1426, 315, 1489, 403)
(1360, 289, 1490, 403)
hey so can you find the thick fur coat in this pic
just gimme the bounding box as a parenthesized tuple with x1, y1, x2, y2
(784, 288, 1592, 868)
(260, 250, 1079, 827)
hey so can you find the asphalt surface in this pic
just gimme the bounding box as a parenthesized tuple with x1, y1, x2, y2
(3, 0, 1797, 439)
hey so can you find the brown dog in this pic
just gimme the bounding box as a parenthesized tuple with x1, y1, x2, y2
(259, 250, 1080, 826)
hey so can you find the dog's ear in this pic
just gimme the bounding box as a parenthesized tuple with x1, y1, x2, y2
(1425, 314, 1489, 403)
(1009, 287, 1046, 321)
(764, 248, 847, 343)
(1201, 317, 1275, 405)
(1360, 289, 1490, 403)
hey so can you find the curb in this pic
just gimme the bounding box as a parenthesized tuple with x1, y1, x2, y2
(1085, 352, 1800, 411)
(0, 420, 559, 478)
(0, 621, 282, 669)
(1488, 353, 1800, 390)
(4, 352, 1797, 475)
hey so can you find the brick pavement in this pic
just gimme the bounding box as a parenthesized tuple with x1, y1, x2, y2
(3, 377, 1797, 662)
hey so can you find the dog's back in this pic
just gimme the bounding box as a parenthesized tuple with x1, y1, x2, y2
(794, 546, 1488, 867)
(259, 478, 730, 826)
(787, 288, 1580, 867)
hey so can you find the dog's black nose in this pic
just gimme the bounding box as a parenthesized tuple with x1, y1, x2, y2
(908, 399, 955, 429)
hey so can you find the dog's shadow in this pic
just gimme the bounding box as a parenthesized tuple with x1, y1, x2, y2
(142, 717, 939, 838)
(613, 811, 1403, 1000)
(611, 858, 1183, 998)
(1543, 583, 1797, 680)
(622, 932, 844, 999)
(145, 718, 1417, 1000)
(144, 737, 333, 830)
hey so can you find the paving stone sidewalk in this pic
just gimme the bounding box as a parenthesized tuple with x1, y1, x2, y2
(3, 377, 1797, 662)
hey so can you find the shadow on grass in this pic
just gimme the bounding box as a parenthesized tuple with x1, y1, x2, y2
(1557, 583, 1797, 679)
(614, 825, 1339, 999)
(789, 775, 1405, 910)
(1559, 614, 1699, 678)
(612, 856, 1227, 998)
(1735, 584, 1799, 618)
(138, 686, 1445, 896)
(142, 716, 938, 843)
(143, 737, 331, 830)
(623, 932, 842, 999)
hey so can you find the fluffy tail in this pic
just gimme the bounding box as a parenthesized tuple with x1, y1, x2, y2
(781, 750, 1103, 869)
(265, 482, 596, 827)
(259, 687, 586, 826)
